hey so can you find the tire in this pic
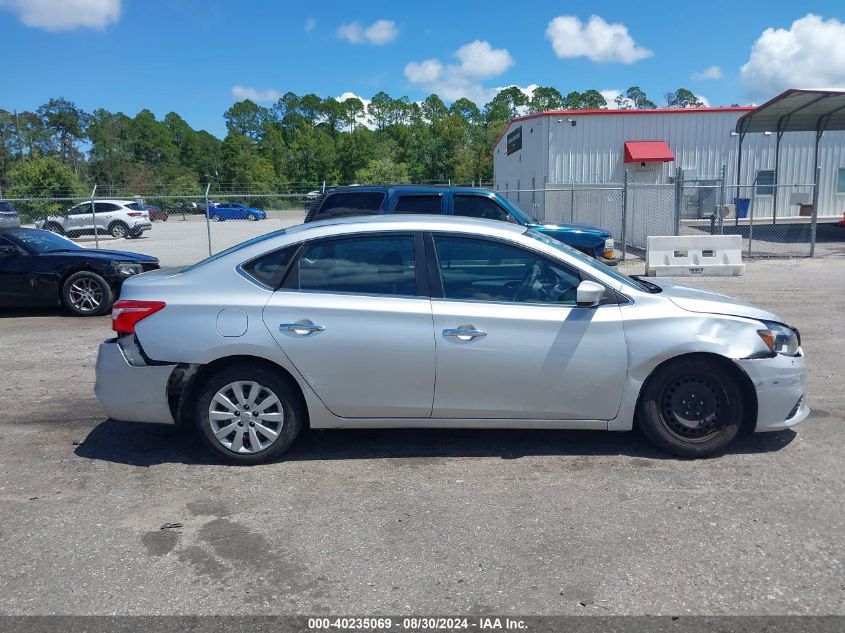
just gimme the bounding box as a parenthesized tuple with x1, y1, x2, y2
(211, 214, 222, 222)
(109, 221, 129, 238)
(195, 362, 304, 465)
(637, 357, 744, 458)
(128, 230, 142, 239)
(247, 213, 257, 221)
(61, 270, 114, 316)
(43, 222, 65, 236)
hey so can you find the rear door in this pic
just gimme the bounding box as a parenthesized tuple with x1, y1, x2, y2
(262, 232, 435, 418)
(427, 234, 627, 421)
(94, 202, 120, 233)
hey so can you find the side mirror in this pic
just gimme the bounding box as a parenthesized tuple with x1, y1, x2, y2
(576, 280, 605, 307)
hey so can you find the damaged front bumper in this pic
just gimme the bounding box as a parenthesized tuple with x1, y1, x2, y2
(735, 351, 810, 432)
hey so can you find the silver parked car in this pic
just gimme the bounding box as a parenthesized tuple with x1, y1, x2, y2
(95, 216, 808, 465)
(37, 199, 152, 239)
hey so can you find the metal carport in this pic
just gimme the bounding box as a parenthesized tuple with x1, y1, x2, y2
(735, 89, 845, 255)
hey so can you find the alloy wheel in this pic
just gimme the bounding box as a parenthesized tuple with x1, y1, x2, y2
(208, 381, 285, 454)
(68, 277, 103, 313)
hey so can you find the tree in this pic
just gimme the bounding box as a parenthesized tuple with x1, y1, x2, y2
(615, 86, 657, 110)
(665, 88, 705, 108)
(37, 98, 88, 162)
(224, 100, 267, 140)
(486, 86, 529, 120)
(421, 94, 448, 122)
(449, 98, 480, 124)
(367, 91, 394, 130)
(7, 157, 84, 220)
(354, 157, 410, 184)
(338, 96, 365, 132)
(529, 87, 564, 113)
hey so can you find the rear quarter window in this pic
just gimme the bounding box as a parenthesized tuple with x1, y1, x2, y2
(310, 192, 386, 222)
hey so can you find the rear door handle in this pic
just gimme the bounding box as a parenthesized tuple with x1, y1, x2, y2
(443, 326, 487, 341)
(280, 321, 325, 335)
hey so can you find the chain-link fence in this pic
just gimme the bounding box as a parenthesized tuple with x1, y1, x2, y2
(498, 166, 825, 260)
(0, 173, 828, 267)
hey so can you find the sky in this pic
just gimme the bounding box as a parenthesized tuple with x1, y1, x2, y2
(1, 0, 844, 137)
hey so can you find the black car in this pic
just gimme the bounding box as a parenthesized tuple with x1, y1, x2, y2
(0, 228, 159, 316)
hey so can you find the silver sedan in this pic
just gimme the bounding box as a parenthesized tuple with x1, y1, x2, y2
(94, 216, 809, 464)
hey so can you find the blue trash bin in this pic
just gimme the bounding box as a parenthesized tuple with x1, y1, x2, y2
(734, 198, 750, 218)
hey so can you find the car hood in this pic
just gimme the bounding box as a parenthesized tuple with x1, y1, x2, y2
(529, 222, 611, 237)
(650, 279, 783, 324)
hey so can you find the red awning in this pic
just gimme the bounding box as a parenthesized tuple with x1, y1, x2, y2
(623, 141, 674, 163)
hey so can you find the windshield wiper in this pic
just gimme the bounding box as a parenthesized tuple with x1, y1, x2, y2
(630, 275, 663, 293)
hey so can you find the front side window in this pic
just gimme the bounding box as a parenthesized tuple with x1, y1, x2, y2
(433, 236, 581, 304)
(453, 195, 511, 222)
(395, 195, 442, 214)
(292, 234, 417, 297)
(314, 192, 386, 221)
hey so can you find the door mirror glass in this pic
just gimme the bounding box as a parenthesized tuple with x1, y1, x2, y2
(576, 280, 605, 307)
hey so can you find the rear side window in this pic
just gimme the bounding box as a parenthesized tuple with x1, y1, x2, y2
(96, 203, 121, 213)
(453, 195, 511, 222)
(290, 235, 417, 297)
(395, 195, 443, 214)
(312, 192, 386, 221)
(240, 244, 299, 288)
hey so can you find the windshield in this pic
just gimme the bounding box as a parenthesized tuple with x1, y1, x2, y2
(525, 229, 649, 292)
(5, 229, 81, 253)
(184, 229, 287, 272)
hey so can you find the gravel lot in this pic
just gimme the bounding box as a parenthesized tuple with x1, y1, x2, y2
(0, 255, 842, 616)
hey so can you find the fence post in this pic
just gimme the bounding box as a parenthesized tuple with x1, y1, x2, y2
(718, 163, 726, 235)
(204, 182, 212, 257)
(809, 165, 820, 257)
(621, 170, 628, 261)
(89, 185, 98, 249)
(673, 167, 683, 236)
(747, 176, 757, 258)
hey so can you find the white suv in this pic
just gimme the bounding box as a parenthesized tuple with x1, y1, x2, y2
(38, 200, 152, 239)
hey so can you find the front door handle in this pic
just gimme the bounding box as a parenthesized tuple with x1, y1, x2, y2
(443, 326, 487, 342)
(280, 321, 325, 336)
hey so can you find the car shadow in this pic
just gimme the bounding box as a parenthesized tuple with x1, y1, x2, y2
(0, 307, 75, 318)
(74, 419, 797, 467)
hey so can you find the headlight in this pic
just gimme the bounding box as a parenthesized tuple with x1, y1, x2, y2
(757, 321, 800, 356)
(112, 261, 143, 277)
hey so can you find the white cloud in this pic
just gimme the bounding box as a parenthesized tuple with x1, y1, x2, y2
(231, 85, 281, 103)
(740, 14, 845, 98)
(304, 18, 316, 34)
(336, 19, 398, 45)
(404, 40, 515, 103)
(0, 0, 120, 31)
(600, 89, 622, 109)
(693, 65, 722, 80)
(545, 15, 652, 64)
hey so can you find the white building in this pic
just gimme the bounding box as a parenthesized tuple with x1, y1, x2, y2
(493, 103, 845, 222)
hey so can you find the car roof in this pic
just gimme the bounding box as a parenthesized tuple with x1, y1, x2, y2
(286, 212, 526, 237)
(324, 185, 496, 196)
(72, 199, 137, 205)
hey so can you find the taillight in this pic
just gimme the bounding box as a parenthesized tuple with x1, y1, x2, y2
(127, 212, 143, 217)
(112, 300, 166, 334)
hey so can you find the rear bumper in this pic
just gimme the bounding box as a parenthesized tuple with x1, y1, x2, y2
(735, 352, 809, 432)
(94, 338, 175, 424)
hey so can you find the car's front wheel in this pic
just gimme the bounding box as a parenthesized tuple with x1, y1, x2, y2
(247, 213, 257, 221)
(211, 214, 222, 222)
(61, 271, 114, 316)
(638, 357, 744, 458)
(195, 363, 304, 465)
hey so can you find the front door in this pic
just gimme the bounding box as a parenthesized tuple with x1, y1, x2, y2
(65, 203, 94, 233)
(263, 233, 435, 418)
(428, 234, 627, 420)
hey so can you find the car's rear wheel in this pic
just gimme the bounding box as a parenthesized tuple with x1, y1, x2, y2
(43, 222, 65, 235)
(61, 271, 114, 316)
(638, 357, 743, 458)
(109, 221, 129, 238)
(195, 363, 304, 465)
